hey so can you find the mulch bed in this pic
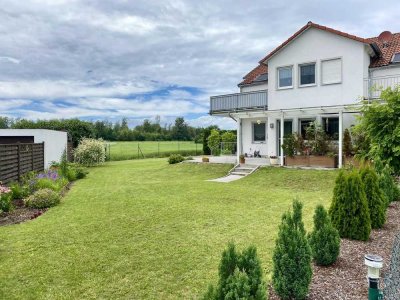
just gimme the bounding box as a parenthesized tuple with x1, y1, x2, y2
(0, 199, 48, 226)
(269, 201, 400, 299)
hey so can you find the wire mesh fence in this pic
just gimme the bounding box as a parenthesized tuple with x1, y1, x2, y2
(105, 141, 203, 161)
(383, 233, 400, 300)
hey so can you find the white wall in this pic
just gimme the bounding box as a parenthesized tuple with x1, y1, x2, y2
(241, 118, 268, 156)
(267, 28, 369, 110)
(370, 65, 400, 77)
(0, 129, 68, 168)
(240, 83, 268, 93)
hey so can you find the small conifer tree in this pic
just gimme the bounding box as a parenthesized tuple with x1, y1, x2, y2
(272, 200, 312, 300)
(329, 170, 371, 241)
(343, 128, 353, 156)
(308, 205, 340, 266)
(360, 166, 386, 228)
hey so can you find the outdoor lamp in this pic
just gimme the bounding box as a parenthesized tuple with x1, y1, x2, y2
(269, 123, 274, 129)
(364, 254, 383, 300)
(257, 119, 261, 125)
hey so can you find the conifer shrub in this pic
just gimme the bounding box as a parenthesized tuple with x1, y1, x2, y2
(202, 243, 266, 300)
(360, 166, 386, 228)
(272, 200, 312, 300)
(329, 170, 371, 241)
(380, 164, 399, 203)
(308, 205, 340, 266)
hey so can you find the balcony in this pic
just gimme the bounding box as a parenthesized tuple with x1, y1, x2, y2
(364, 74, 400, 99)
(210, 90, 268, 115)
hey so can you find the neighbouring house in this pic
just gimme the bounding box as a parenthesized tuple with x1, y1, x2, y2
(0, 129, 69, 169)
(210, 21, 400, 167)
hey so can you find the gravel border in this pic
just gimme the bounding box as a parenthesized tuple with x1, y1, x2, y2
(269, 201, 400, 299)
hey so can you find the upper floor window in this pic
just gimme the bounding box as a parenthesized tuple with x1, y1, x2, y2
(253, 122, 266, 142)
(299, 63, 316, 86)
(321, 58, 342, 85)
(277, 66, 293, 88)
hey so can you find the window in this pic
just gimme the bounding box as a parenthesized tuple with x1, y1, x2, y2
(299, 63, 316, 86)
(299, 119, 315, 139)
(322, 117, 339, 139)
(253, 122, 266, 142)
(278, 66, 293, 88)
(392, 53, 400, 63)
(321, 58, 342, 85)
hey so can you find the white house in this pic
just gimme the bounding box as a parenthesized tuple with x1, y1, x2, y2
(210, 21, 400, 167)
(0, 129, 68, 168)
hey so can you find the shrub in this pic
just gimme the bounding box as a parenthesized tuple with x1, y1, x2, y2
(32, 172, 68, 192)
(203, 243, 266, 300)
(360, 166, 386, 228)
(0, 184, 13, 212)
(305, 121, 329, 155)
(282, 133, 304, 157)
(74, 138, 106, 166)
(308, 205, 340, 266)
(9, 182, 30, 200)
(168, 154, 184, 164)
(377, 163, 399, 203)
(25, 188, 61, 209)
(343, 128, 353, 156)
(272, 200, 312, 300)
(329, 170, 371, 241)
(207, 129, 221, 156)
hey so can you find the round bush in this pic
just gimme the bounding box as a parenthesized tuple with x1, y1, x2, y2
(74, 138, 106, 167)
(25, 188, 61, 209)
(308, 205, 340, 266)
(168, 154, 184, 164)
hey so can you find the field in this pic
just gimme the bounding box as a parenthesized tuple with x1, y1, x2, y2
(0, 159, 337, 299)
(106, 141, 202, 161)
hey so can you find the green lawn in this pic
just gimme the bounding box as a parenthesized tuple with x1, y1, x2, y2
(107, 141, 202, 161)
(0, 159, 337, 299)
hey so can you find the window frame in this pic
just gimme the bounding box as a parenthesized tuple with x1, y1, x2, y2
(277, 65, 294, 89)
(252, 121, 266, 143)
(298, 62, 317, 87)
(320, 57, 343, 85)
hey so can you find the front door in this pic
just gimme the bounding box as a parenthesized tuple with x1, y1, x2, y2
(277, 120, 293, 155)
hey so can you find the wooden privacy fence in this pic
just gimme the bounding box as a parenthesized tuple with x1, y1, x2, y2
(0, 143, 44, 184)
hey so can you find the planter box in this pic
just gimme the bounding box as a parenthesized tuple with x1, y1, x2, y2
(285, 155, 337, 168)
(269, 158, 279, 165)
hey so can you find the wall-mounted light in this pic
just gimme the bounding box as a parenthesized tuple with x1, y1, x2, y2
(257, 119, 261, 125)
(270, 123, 274, 129)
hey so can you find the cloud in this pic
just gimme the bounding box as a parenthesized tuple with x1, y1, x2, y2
(0, 0, 399, 128)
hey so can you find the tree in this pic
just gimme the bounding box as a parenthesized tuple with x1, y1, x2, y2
(272, 200, 312, 300)
(308, 205, 340, 266)
(202, 126, 218, 155)
(354, 87, 400, 174)
(0, 116, 10, 128)
(329, 170, 371, 241)
(360, 166, 386, 228)
(207, 129, 221, 155)
(221, 131, 236, 154)
(171, 117, 190, 141)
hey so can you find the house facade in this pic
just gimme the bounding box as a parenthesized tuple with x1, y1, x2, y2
(210, 22, 400, 167)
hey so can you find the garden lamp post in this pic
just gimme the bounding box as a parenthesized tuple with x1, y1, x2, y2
(364, 254, 383, 300)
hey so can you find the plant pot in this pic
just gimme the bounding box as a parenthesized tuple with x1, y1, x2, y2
(270, 158, 279, 165)
(202, 157, 209, 163)
(239, 157, 245, 164)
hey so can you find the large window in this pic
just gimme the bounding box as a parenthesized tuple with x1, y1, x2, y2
(321, 58, 342, 85)
(253, 122, 266, 142)
(299, 63, 316, 86)
(278, 66, 293, 88)
(322, 117, 339, 139)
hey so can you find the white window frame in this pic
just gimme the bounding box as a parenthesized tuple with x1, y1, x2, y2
(298, 62, 317, 88)
(277, 65, 294, 90)
(320, 57, 343, 85)
(252, 121, 266, 143)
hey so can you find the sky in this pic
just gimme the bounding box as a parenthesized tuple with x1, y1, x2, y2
(0, 0, 399, 129)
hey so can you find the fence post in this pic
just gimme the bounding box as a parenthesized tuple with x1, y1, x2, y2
(17, 143, 21, 182)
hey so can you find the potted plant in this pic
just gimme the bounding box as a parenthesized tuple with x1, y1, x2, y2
(239, 154, 245, 164)
(202, 156, 209, 163)
(269, 155, 279, 165)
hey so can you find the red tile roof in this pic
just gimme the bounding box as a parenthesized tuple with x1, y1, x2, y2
(239, 21, 400, 86)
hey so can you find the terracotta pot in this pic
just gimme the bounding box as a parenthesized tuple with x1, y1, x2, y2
(202, 157, 209, 163)
(239, 157, 245, 164)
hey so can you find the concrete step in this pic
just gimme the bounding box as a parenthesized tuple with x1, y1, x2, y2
(230, 171, 249, 176)
(234, 168, 253, 173)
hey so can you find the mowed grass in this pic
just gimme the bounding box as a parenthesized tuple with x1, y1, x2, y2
(107, 141, 202, 161)
(0, 159, 337, 299)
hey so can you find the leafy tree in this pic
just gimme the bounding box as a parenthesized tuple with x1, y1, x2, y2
(272, 200, 312, 300)
(0, 116, 10, 128)
(221, 131, 236, 153)
(171, 117, 190, 141)
(329, 170, 371, 241)
(354, 87, 400, 174)
(202, 126, 218, 155)
(308, 205, 340, 266)
(359, 166, 386, 228)
(207, 129, 221, 155)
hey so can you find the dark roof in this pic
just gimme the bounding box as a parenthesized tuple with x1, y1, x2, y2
(239, 21, 400, 86)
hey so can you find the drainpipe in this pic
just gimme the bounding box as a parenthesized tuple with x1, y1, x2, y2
(280, 113, 284, 166)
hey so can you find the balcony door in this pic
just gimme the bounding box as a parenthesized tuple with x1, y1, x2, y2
(277, 120, 293, 155)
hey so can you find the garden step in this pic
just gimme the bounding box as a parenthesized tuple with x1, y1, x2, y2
(235, 167, 253, 172)
(230, 171, 249, 176)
